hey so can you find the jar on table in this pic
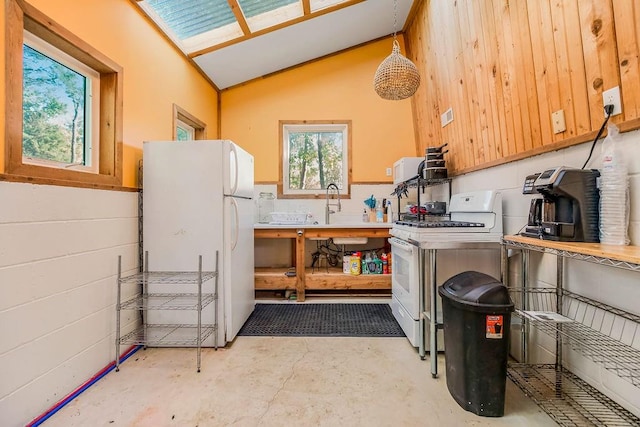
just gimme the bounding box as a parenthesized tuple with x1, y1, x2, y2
(258, 192, 275, 223)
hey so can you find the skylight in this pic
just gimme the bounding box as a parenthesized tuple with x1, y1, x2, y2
(239, 0, 302, 32)
(146, 0, 236, 40)
(135, 0, 355, 57)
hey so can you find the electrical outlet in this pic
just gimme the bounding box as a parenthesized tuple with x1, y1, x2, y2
(602, 86, 622, 116)
(386, 167, 392, 176)
(551, 110, 566, 134)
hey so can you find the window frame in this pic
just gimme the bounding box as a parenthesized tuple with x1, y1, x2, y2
(172, 104, 207, 141)
(176, 119, 195, 141)
(278, 120, 352, 199)
(4, 0, 123, 189)
(22, 31, 100, 173)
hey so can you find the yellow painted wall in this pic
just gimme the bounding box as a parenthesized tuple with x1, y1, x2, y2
(221, 36, 417, 183)
(0, 0, 219, 187)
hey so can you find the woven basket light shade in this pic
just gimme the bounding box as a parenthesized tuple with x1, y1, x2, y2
(374, 40, 421, 100)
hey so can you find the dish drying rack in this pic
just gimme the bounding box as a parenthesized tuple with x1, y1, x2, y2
(269, 211, 308, 225)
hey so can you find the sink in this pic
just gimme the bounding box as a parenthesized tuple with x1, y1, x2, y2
(332, 237, 368, 245)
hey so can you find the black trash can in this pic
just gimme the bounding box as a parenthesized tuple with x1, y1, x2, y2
(438, 271, 514, 417)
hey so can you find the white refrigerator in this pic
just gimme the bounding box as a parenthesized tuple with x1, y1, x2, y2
(142, 140, 255, 346)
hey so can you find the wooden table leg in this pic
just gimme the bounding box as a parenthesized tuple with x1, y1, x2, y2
(296, 229, 306, 301)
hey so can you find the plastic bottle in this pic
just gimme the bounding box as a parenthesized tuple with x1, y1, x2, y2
(599, 123, 630, 245)
(362, 209, 370, 222)
(387, 252, 393, 274)
(342, 252, 351, 274)
(381, 252, 389, 274)
(350, 252, 361, 275)
(362, 252, 371, 275)
(386, 201, 393, 223)
(372, 252, 383, 274)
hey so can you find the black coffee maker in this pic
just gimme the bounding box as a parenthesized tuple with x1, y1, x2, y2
(521, 166, 600, 242)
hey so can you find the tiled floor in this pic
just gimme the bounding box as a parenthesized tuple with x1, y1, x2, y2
(46, 337, 556, 426)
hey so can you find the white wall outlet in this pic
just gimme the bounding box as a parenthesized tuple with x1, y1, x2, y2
(551, 109, 566, 134)
(602, 86, 622, 116)
(440, 108, 453, 127)
(386, 167, 392, 176)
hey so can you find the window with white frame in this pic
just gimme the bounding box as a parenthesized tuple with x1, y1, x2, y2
(173, 104, 206, 141)
(176, 119, 195, 141)
(22, 32, 100, 172)
(5, 0, 123, 188)
(280, 121, 350, 197)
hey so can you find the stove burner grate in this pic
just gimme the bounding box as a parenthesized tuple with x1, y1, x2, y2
(396, 220, 485, 228)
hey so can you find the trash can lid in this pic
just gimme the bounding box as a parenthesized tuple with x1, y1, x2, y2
(438, 271, 514, 312)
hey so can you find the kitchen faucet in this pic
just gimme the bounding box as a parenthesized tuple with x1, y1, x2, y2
(325, 183, 341, 224)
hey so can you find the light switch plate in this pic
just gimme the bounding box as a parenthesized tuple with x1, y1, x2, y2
(386, 167, 392, 176)
(552, 110, 566, 134)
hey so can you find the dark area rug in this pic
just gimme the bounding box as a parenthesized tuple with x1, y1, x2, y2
(238, 303, 405, 337)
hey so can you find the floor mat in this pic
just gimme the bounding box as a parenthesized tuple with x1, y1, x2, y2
(238, 303, 405, 337)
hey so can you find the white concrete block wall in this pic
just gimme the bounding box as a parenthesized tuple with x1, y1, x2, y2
(452, 128, 640, 417)
(0, 182, 139, 426)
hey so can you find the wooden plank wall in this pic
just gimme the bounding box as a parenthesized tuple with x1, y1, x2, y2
(405, 0, 640, 174)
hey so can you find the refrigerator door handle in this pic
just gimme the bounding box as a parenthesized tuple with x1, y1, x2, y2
(230, 197, 239, 250)
(229, 143, 238, 196)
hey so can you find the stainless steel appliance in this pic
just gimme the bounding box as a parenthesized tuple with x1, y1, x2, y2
(389, 190, 503, 371)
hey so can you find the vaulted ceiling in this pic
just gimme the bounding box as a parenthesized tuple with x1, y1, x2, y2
(132, 0, 417, 89)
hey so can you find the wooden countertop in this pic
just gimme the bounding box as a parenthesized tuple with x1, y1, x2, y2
(503, 235, 640, 265)
(255, 225, 391, 239)
(254, 223, 392, 229)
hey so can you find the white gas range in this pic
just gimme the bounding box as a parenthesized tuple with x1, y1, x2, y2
(390, 190, 503, 244)
(389, 190, 503, 376)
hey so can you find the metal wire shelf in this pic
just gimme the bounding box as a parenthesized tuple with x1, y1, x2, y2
(119, 324, 216, 346)
(509, 288, 640, 386)
(115, 252, 219, 372)
(508, 363, 639, 426)
(403, 176, 452, 188)
(118, 271, 217, 285)
(119, 293, 216, 310)
(503, 239, 640, 272)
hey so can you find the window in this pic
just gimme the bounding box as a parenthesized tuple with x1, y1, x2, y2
(176, 120, 195, 141)
(279, 121, 351, 198)
(5, 0, 123, 188)
(22, 32, 99, 172)
(173, 104, 207, 141)
(135, 0, 353, 55)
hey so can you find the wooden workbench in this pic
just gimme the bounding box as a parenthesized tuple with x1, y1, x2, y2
(254, 225, 392, 301)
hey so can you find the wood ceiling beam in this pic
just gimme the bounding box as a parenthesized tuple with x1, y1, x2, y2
(189, 0, 366, 58)
(227, 0, 250, 36)
(302, 0, 311, 15)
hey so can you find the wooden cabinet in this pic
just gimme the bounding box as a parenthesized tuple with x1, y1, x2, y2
(254, 226, 392, 302)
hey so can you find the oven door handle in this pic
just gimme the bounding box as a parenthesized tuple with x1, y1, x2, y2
(389, 237, 417, 252)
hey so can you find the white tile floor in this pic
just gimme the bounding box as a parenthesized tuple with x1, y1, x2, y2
(46, 337, 556, 426)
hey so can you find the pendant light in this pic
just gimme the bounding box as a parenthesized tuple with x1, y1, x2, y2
(373, 0, 421, 100)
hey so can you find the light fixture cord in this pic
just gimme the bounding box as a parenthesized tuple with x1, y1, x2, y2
(393, 0, 398, 41)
